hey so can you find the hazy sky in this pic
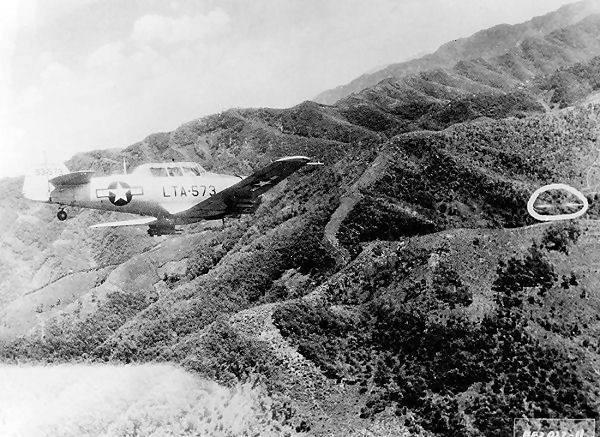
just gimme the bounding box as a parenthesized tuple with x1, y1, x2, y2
(0, 0, 577, 177)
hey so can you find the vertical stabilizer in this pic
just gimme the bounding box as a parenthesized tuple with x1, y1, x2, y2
(23, 163, 69, 202)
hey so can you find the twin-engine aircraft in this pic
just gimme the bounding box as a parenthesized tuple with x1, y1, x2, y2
(23, 156, 318, 236)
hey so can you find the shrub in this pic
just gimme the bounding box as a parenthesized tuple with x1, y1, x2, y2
(492, 244, 557, 309)
(273, 242, 596, 436)
(432, 263, 473, 308)
(181, 318, 277, 386)
(541, 222, 581, 254)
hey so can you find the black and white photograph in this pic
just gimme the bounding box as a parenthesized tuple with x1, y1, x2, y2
(1, 0, 600, 435)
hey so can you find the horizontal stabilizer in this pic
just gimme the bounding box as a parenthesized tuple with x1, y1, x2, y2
(90, 217, 157, 228)
(49, 171, 95, 187)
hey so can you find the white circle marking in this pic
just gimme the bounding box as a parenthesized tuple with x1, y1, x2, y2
(527, 183, 588, 222)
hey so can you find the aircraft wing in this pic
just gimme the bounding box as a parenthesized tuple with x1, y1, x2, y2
(176, 156, 316, 218)
(50, 171, 95, 187)
(90, 217, 157, 228)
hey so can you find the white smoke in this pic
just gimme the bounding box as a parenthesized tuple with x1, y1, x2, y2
(0, 363, 295, 437)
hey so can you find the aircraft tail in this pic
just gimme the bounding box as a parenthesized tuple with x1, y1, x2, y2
(23, 163, 70, 202)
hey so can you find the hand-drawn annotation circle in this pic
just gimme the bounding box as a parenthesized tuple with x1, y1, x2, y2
(527, 183, 588, 222)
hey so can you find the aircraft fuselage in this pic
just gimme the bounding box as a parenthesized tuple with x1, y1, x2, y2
(50, 173, 241, 222)
(24, 156, 315, 235)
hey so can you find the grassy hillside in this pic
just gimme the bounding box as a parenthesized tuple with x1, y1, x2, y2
(2, 101, 600, 434)
(275, 221, 600, 435)
(3, 13, 600, 434)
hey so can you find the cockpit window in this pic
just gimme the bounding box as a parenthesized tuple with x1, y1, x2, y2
(182, 166, 201, 176)
(150, 167, 168, 177)
(167, 167, 183, 177)
(133, 162, 205, 177)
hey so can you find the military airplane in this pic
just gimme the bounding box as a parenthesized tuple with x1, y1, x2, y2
(23, 156, 319, 236)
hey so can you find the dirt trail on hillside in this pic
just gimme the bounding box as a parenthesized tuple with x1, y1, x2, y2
(324, 152, 389, 264)
(229, 303, 325, 390)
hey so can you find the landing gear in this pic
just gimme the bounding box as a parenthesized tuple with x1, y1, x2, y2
(57, 209, 67, 221)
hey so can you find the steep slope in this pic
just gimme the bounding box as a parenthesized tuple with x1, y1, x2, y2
(2, 99, 600, 435)
(274, 220, 600, 435)
(0, 91, 563, 341)
(539, 55, 600, 107)
(0, 177, 156, 321)
(3, 19, 600, 435)
(315, 0, 600, 104)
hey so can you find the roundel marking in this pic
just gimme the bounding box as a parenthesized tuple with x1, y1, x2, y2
(108, 181, 133, 206)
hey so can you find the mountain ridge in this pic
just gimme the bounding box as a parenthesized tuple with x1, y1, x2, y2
(314, 0, 600, 105)
(3, 5, 600, 435)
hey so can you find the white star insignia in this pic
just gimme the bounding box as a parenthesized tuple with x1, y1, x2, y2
(110, 182, 130, 202)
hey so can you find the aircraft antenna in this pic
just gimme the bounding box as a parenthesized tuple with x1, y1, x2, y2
(123, 158, 127, 175)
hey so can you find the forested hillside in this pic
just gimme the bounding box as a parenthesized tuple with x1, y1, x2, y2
(315, 1, 600, 105)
